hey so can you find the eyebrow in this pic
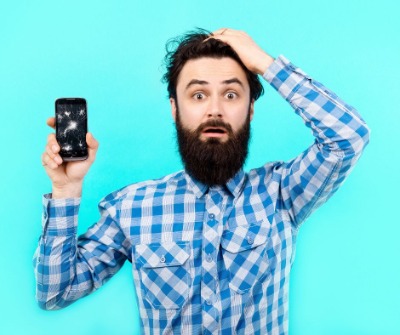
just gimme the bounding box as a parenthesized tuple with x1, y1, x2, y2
(185, 79, 208, 90)
(185, 77, 244, 90)
(222, 78, 244, 87)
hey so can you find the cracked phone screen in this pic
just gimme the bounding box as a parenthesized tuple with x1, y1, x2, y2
(56, 100, 88, 159)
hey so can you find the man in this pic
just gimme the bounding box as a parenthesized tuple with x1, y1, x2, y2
(35, 28, 370, 334)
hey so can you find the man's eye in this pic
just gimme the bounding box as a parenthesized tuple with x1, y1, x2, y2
(193, 93, 205, 100)
(226, 92, 237, 99)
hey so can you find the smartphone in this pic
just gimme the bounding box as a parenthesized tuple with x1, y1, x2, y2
(55, 98, 88, 161)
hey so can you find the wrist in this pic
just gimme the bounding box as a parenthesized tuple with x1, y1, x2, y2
(52, 183, 83, 199)
(257, 53, 275, 75)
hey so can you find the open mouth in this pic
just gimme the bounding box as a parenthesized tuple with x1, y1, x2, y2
(202, 127, 227, 135)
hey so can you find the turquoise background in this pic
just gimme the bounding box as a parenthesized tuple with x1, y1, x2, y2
(0, 0, 398, 334)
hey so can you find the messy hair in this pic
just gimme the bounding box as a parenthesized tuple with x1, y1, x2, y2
(162, 28, 264, 101)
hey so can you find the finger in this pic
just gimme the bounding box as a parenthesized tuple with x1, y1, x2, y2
(204, 33, 228, 43)
(45, 144, 63, 164)
(205, 29, 237, 44)
(212, 27, 233, 34)
(47, 132, 56, 142)
(212, 28, 240, 37)
(203, 28, 228, 43)
(47, 117, 56, 130)
(47, 134, 60, 153)
(87, 132, 99, 149)
(86, 132, 99, 161)
(42, 152, 59, 169)
(212, 28, 227, 35)
(204, 34, 230, 45)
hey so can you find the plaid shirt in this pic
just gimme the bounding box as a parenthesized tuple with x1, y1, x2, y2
(34, 55, 370, 335)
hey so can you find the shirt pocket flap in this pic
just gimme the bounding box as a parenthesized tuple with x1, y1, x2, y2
(135, 241, 190, 268)
(221, 222, 270, 253)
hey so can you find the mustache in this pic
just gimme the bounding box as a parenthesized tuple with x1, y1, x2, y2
(195, 119, 233, 135)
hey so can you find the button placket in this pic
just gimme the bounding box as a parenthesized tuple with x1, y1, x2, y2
(202, 216, 219, 289)
(201, 189, 225, 334)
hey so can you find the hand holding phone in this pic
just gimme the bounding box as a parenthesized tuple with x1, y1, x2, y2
(41, 98, 99, 199)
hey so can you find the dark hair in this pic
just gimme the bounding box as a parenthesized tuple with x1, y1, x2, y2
(162, 28, 264, 101)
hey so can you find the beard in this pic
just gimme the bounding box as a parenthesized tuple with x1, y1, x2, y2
(175, 108, 251, 187)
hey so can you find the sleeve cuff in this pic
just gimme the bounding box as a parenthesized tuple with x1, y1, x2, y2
(42, 193, 81, 235)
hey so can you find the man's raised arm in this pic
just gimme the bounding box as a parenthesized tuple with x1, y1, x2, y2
(211, 28, 370, 226)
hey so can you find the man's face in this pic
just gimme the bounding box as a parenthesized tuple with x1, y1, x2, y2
(170, 57, 254, 141)
(170, 57, 254, 186)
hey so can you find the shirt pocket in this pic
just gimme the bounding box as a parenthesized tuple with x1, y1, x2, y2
(221, 222, 270, 294)
(134, 241, 191, 310)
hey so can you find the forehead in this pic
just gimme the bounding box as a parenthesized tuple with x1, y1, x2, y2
(176, 57, 249, 89)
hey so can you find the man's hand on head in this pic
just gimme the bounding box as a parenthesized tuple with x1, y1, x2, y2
(207, 28, 275, 75)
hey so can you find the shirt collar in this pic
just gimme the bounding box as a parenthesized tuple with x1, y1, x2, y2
(226, 169, 246, 197)
(184, 169, 246, 199)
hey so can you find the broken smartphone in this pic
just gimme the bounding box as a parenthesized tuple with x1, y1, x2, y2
(55, 98, 88, 161)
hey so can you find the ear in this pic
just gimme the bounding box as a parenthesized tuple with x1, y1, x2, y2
(170, 98, 177, 122)
(249, 99, 255, 122)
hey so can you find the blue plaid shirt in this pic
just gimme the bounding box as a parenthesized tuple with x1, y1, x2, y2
(34, 55, 370, 335)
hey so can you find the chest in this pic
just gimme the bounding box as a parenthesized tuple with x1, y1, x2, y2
(121, 189, 295, 270)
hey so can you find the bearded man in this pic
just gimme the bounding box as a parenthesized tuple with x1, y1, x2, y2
(35, 28, 370, 335)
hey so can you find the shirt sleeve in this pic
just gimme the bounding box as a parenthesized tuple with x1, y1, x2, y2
(33, 192, 130, 310)
(262, 55, 370, 227)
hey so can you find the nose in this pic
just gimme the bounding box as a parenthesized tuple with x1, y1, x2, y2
(207, 97, 223, 119)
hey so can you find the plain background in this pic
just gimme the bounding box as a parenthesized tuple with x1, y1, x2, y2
(1, 0, 399, 334)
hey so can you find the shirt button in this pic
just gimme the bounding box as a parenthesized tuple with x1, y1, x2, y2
(247, 236, 254, 244)
(208, 213, 215, 219)
(205, 299, 212, 305)
(206, 254, 213, 262)
(160, 255, 166, 263)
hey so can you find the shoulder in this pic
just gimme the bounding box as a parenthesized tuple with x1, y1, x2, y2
(99, 170, 186, 208)
(247, 160, 286, 184)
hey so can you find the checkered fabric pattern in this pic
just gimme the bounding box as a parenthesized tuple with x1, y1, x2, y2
(34, 55, 370, 334)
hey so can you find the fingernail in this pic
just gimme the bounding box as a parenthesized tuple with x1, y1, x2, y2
(52, 145, 58, 152)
